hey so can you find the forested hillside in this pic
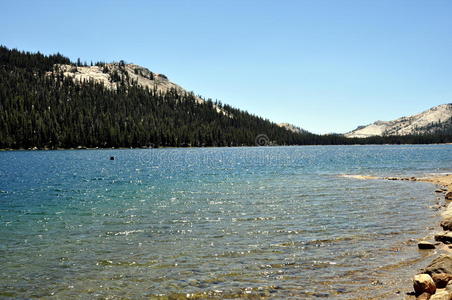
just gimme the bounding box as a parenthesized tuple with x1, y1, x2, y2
(0, 46, 451, 149)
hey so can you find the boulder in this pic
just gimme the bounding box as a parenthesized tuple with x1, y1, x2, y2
(432, 274, 452, 288)
(435, 233, 452, 244)
(446, 191, 452, 200)
(446, 280, 452, 292)
(416, 292, 432, 300)
(419, 241, 436, 250)
(430, 290, 452, 300)
(424, 255, 452, 275)
(414, 274, 436, 295)
(441, 219, 452, 231)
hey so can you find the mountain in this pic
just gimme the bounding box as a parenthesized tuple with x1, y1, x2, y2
(1, 45, 451, 149)
(345, 104, 452, 138)
(0, 46, 319, 149)
(277, 123, 309, 134)
(50, 62, 228, 116)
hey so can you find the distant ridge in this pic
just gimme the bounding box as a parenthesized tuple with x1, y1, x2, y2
(345, 103, 452, 138)
(277, 123, 309, 134)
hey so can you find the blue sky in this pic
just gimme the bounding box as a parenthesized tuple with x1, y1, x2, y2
(1, 0, 451, 134)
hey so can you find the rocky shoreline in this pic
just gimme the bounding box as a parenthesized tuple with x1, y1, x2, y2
(342, 173, 452, 299)
(380, 174, 452, 300)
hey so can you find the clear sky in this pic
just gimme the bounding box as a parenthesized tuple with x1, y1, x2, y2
(1, 0, 451, 134)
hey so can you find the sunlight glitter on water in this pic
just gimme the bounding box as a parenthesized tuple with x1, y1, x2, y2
(0, 145, 451, 299)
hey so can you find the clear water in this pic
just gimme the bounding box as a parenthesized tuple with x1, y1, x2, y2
(0, 145, 451, 299)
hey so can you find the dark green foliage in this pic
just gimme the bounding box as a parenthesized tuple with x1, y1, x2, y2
(0, 45, 70, 73)
(0, 45, 451, 149)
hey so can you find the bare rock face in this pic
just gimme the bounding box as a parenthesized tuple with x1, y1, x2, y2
(424, 256, 452, 275)
(345, 103, 452, 138)
(414, 274, 437, 295)
(432, 274, 452, 289)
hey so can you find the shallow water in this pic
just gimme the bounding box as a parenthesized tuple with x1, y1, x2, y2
(0, 145, 451, 299)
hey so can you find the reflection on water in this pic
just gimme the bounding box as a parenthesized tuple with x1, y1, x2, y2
(0, 145, 451, 299)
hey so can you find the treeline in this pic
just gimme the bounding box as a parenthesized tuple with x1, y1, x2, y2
(0, 45, 451, 149)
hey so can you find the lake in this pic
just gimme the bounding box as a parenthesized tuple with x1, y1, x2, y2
(1, 145, 451, 299)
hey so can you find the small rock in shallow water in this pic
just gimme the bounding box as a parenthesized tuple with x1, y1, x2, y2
(414, 274, 436, 295)
(432, 273, 452, 288)
(419, 241, 436, 250)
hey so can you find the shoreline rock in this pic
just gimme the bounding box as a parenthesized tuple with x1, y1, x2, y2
(423, 256, 452, 276)
(419, 241, 437, 250)
(414, 274, 436, 295)
(435, 234, 452, 244)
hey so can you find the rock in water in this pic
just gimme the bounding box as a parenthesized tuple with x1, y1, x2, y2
(446, 191, 452, 200)
(413, 274, 436, 295)
(419, 241, 436, 250)
(441, 219, 452, 231)
(435, 233, 452, 244)
(432, 273, 452, 288)
(424, 255, 452, 275)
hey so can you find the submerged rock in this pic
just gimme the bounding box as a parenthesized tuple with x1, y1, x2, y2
(424, 255, 452, 275)
(419, 241, 436, 250)
(414, 274, 437, 295)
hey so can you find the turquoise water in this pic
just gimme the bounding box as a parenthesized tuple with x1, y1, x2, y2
(0, 145, 451, 299)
